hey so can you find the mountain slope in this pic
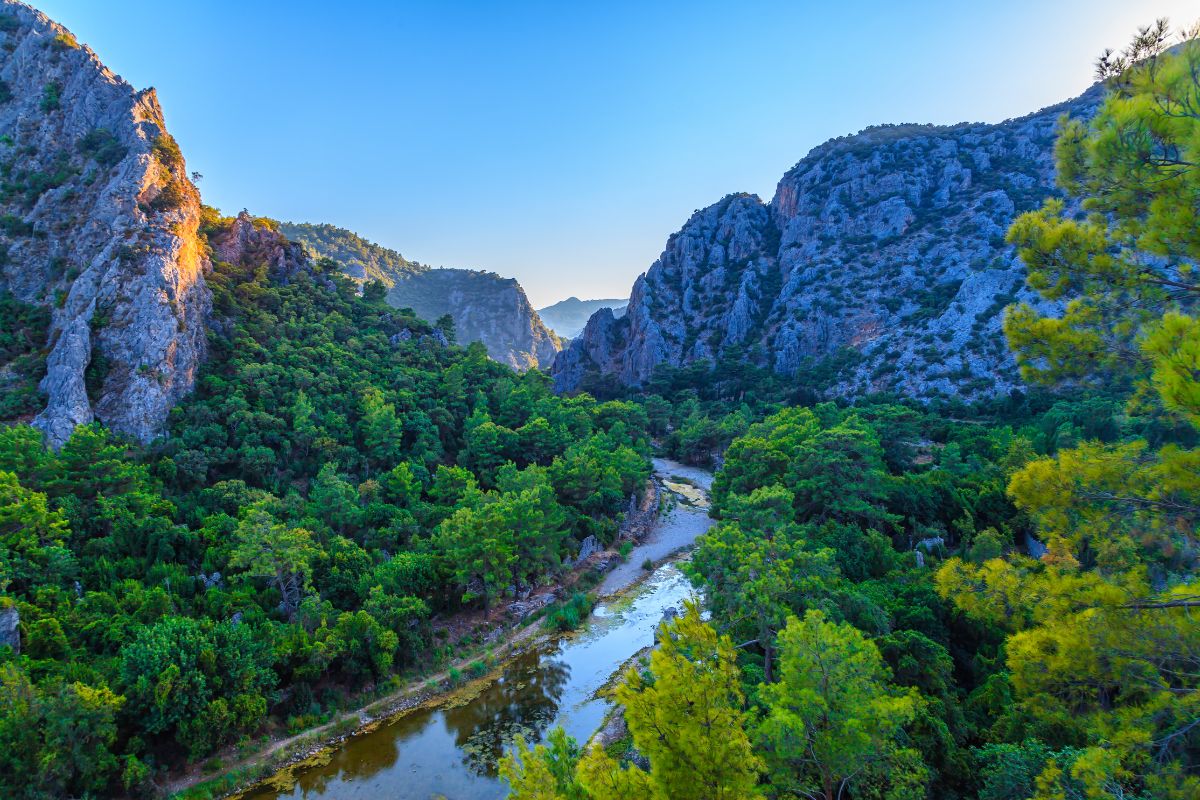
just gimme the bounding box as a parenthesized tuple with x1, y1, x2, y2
(538, 296, 628, 339)
(0, 0, 209, 445)
(280, 221, 560, 370)
(554, 85, 1104, 400)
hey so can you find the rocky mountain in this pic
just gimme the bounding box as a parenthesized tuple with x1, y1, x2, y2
(280, 221, 560, 370)
(554, 85, 1105, 401)
(388, 268, 560, 370)
(0, 0, 210, 446)
(538, 296, 628, 339)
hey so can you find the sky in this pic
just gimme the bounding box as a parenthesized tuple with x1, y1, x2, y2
(34, 0, 1198, 307)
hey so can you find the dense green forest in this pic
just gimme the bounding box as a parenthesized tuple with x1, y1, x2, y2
(1, 21, 1198, 800)
(501, 31, 1200, 800)
(0, 221, 650, 797)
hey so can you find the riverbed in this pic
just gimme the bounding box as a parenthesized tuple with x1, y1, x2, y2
(244, 459, 713, 800)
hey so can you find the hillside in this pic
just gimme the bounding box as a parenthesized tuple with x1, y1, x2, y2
(553, 85, 1104, 400)
(537, 296, 627, 339)
(279, 221, 560, 370)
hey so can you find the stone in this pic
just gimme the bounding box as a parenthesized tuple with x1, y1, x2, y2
(0, 606, 19, 654)
(576, 535, 601, 562)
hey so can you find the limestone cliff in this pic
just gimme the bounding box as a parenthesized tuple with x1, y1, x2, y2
(388, 268, 560, 371)
(0, 1, 209, 445)
(280, 221, 560, 370)
(554, 85, 1104, 401)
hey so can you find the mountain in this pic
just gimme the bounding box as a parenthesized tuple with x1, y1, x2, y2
(553, 85, 1104, 400)
(0, 0, 210, 446)
(280, 221, 560, 370)
(538, 296, 628, 339)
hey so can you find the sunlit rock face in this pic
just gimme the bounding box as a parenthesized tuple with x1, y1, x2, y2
(0, 1, 210, 445)
(554, 84, 1103, 401)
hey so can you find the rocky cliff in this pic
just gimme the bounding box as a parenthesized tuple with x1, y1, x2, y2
(554, 85, 1104, 401)
(390, 268, 560, 370)
(0, 1, 209, 445)
(280, 221, 560, 370)
(538, 296, 628, 339)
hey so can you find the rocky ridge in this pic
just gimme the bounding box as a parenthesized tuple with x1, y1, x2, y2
(0, 0, 209, 445)
(537, 296, 628, 339)
(280, 221, 560, 370)
(554, 85, 1105, 401)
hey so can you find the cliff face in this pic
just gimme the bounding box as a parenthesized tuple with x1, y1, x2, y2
(554, 85, 1104, 400)
(0, 1, 209, 445)
(280, 221, 560, 370)
(390, 268, 561, 371)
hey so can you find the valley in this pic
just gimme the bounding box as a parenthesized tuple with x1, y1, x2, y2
(0, 4, 1196, 800)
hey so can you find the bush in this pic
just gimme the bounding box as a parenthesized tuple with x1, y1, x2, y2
(641, 558, 654, 571)
(542, 592, 594, 632)
(40, 82, 60, 112)
(78, 129, 126, 168)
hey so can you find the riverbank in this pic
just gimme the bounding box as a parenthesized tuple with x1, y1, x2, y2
(168, 459, 712, 800)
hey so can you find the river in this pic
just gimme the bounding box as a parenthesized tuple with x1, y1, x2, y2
(244, 457, 713, 800)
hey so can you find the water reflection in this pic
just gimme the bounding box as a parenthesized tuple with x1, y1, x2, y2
(247, 512, 708, 800)
(446, 651, 571, 775)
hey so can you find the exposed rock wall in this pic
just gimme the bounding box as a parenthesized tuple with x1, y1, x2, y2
(554, 85, 1104, 401)
(0, 1, 209, 445)
(389, 268, 561, 370)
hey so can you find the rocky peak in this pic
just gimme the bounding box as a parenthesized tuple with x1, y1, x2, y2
(0, 1, 210, 445)
(554, 86, 1104, 401)
(210, 211, 307, 276)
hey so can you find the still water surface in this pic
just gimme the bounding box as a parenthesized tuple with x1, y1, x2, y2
(250, 461, 711, 800)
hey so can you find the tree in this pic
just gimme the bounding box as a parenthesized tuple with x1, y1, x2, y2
(500, 727, 588, 800)
(758, 610, 918, 800)
(0, 470, 73, 593)
(228, 506, 318, 619)
(589, 601, 762, 800)
(360, 387, 405, 467)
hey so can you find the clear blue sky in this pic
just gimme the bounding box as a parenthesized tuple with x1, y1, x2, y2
(34, 0, 1196, 306)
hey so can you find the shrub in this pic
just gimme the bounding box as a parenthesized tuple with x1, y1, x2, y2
(40, 82, 60, 112)
(542, 592, 594, 632)
(51, 32, 79, 50)
(641, 558, 654, 571)
(78, 129, 126, 168)
(152, 132, 184, 171)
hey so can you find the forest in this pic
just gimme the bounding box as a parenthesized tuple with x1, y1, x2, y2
(0, 225, 650, 797)
(0, 20, 1197, 800)
(500, 30, 1200, 800)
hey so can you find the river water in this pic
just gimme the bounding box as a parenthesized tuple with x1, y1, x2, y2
(246, 458, 712, 800)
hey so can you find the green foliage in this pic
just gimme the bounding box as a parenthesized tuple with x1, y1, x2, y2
(39, 81, 60, 112)
(78, 128, 126, 168)
(277, 221, 424, 286)
(0, 292, 49, 420)
(0, 225, 651, 793)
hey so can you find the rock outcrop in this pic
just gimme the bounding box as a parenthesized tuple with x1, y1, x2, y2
(281, 221, 561, 370)
(212, 212, 307, 277)
(0, 604, 18, 654)
(554, 84, 1105, 401)
(0, 1, 209, 445)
